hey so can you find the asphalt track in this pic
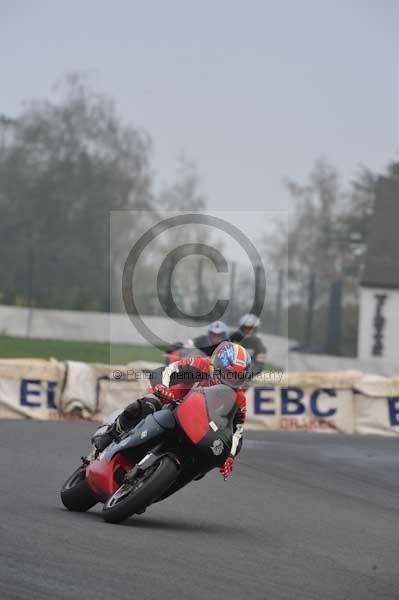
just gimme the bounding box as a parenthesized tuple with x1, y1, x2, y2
(0, 421, 398, 600)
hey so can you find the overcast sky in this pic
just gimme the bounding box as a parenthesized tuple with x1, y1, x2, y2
(1, 0, 399, 212)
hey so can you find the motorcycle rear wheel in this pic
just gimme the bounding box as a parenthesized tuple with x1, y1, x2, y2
(60, 465, 98, 512)
(102, 456, 178, 524)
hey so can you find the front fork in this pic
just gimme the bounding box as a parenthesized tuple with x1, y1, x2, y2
(124, 444, 182, 484)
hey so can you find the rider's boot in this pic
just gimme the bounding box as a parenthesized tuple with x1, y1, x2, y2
(91, 418, 124, 452)
(91, 397, 161, 452)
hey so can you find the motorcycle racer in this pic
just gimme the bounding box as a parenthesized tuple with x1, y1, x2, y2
(165, 320, 228, 363)
(230, 313, 267, 376)
(186, 320, 228, 355)
(93, 341, 251, 480)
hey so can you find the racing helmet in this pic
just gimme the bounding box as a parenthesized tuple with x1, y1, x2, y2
(239, 313, 260, 335)
(207, 320, 227, 345)
(210, 341, 251, 389)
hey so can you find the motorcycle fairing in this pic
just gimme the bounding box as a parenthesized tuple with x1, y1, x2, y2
(175, 391, 209, 444)
(176, 385, 237, 446)
(104, 410, 176, 462)
(86, 411, 176, 501)
(153, 409, 176, 430)
(195, 430, 232, 464)
(86, 453, 132, 501)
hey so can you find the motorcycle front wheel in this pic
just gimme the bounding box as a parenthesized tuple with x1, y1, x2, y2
(60, 465, 98, 512)
(102, 456, 179, 524)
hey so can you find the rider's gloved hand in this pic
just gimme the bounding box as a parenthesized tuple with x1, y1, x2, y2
(153, 384, 176, 404)
(220, 455, 234, 480)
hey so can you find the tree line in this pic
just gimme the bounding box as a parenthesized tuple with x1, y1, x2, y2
(1, 72, 397, 356)
(263, 157, 399, 356)
(0, 74, 214, 314)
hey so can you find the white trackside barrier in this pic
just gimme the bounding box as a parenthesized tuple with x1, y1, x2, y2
(246, 371, 399, 436)
(353, 375, 399, 436)
(0, 359, 398, 435)
(0, 359, 66, 420)
(0, 359, 162, 422)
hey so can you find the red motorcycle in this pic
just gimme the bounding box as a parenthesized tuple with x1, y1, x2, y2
(60, 385, 237, 523)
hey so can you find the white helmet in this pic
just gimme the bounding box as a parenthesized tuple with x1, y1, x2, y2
(207, 321, 227, 345)
(239, 313, 260, 331)
(208, 320, 227, 336)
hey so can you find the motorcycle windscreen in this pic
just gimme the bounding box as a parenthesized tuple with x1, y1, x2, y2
(176, 385, 237, 445)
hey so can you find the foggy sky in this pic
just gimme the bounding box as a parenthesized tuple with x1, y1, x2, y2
(1, 0, 398, 211)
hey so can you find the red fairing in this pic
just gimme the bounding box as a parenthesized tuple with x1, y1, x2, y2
(176, 391, 209, 444)
(86, 454, 133, 501)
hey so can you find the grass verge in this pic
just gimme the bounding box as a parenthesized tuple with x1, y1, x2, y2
(0, 336, 163, 364)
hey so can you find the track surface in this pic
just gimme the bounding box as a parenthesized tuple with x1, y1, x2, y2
(0, 421, 398, 600)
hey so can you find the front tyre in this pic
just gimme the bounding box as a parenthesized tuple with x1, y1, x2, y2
(60, 465, 98, 512)
(102, 456, 179, 524)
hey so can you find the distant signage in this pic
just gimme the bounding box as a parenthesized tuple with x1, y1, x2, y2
(249, 384, 356, 432)
(20, 379, 58, 409)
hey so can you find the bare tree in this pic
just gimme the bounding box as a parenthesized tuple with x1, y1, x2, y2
(0, 73, 154, 311)
(262, 157, 372, 353)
